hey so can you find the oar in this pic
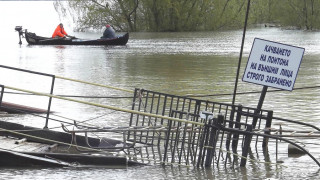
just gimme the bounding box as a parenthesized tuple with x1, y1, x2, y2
(39, 36, 77, 42)
(66, 35, 77, 39)
(39, 37, 65, 42)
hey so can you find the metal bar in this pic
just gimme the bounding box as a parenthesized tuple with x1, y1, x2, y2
(169, 111, 177, 163)
(193, 100, 202, 164)
(129, 88, 138, 127)
(186, 113, 195, 165)
(263, 111, 273, 148)
(188, 99, 197, 164)
(171, 121, 181, 163)
(197, 124, 208, 167)
(158, 93, 170, 144)
(226, 106, 236, 151)
(240, 125, 253, 166)
(0, 85, 4, 107)
(175, 97, 180, 114)
(232, 0, 251, 106)
(181, 97, 186, 114)
(276, 131, 278, 162)
(152, 93, 161, 145)
(44, 75, 55, 129)
(168, 96, 175, 156)
(232, 105, 243, 151)
(179, 122, 188, 165)
(179, 99, 189, 164)
(241, 108, 250, 148)
(145, 92, 155, 144)
(252, 86, 268, 128)
(141, 91, 149, 143)
(128, 88, 139, 141)
(273, 116, 320, 132)
(0, 65, 54, 77)
(204, 101, 209, 112)
(175, 113, 183, 164)
(253, 132, 320, 167)
(200, 120, 211, 166)
(160, 95, 168, 125)
(163, 118, 173, 165)
(168, 96, 174, 118)
(188, 99, 196, 163)
(136, 89, 143, 127)
(224, 105, 236, 165)
(255, 111, 263, 148)
(217, 114, 225, 165)
(205, 119, 220, 167)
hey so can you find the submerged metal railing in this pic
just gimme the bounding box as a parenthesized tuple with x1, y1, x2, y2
(1, 65, 320, 168)
(0, 65, 55, 128)
(0, 64, 133, 129)
(128, 88, 272, 145)
(126, 88, 275, 166)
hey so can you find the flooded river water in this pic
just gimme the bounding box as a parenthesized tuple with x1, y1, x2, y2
(1, 1, 320, 179)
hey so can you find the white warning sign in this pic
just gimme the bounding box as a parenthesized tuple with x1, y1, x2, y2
(242, 38, 305, 91)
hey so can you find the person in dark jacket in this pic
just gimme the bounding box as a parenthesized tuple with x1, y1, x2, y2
(101, 24, 116, 39)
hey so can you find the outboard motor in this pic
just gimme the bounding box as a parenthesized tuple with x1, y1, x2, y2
(15, 26, 24, 44)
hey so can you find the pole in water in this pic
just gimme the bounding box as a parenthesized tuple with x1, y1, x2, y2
(232, 0, 251, 106)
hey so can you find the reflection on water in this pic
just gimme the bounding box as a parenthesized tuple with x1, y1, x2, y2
(1, 1, 320, 179)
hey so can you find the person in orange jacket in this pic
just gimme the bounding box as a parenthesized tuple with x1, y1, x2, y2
(52, 23, 68, 38)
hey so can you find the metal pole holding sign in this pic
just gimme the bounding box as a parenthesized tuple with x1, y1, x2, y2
(252, 85, 268, 128)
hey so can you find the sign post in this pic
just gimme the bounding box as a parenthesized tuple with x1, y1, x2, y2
(242, 38, 305, 128)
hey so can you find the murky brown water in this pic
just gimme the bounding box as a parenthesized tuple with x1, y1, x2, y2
(1, 1, 320, 179)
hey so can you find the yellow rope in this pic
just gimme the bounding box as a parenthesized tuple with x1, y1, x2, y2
(55, 75, 133, 93)
(56, 76, 222, 112)
(5, 85, 204, 126)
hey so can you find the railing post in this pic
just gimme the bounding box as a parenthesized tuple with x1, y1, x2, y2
(197, 122, 210, 167)
(163, 111, 174, 165)
(205, 115, 224, 167)
(263, 111, 273, 148)
(240, 124, 253, 166)
(0, 85, 4, 107)
(232, 105, 243, 152)
(44, 75, 55, 129)
(204, 119, 215, 167)
(128, 88, 139, 140)
(224, 105, 236, 165)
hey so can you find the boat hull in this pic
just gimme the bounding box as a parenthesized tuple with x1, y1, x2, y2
(25, 31, 129, 46)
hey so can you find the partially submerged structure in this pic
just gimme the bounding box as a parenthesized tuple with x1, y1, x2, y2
(0, 65, 320, 168)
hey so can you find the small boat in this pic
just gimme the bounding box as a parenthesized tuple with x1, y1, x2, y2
(15, 26, 129, 46)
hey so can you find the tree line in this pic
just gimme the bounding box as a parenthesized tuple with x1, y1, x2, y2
(54, 0, 320, 32)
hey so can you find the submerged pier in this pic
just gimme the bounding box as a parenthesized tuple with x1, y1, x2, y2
(1, 65, 320, 168)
